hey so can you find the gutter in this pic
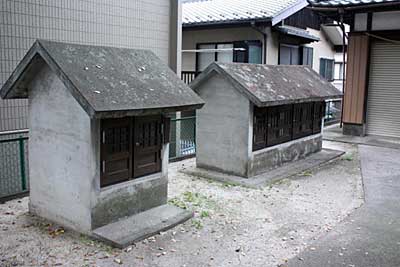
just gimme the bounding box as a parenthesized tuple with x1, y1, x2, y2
(182, 18, 272, 29)
(251, 21, 268, 64)
(309, 2, 400, 12)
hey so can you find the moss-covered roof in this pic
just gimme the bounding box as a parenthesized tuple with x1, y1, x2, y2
(0, 40, 204, 118)
(191, 62, 342, 107)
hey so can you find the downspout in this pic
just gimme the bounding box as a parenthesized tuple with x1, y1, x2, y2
(339, 9, 347, 128)
(251, 21, 267, 64)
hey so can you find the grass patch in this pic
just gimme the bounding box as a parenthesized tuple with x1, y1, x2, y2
(169, 191, 218, 230)
(220, 181, 239, 188)
(342, 153, 354, 161)
(200, 210, 210, 218)
(299, 170, 313, 177)
(168, 197, 188, 210)
(191, 219, 203, 229)
(79, 234, 115, 254)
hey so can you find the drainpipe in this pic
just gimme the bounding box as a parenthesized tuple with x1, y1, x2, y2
(251, 21, 267, 64)
(339, 9, 347, 128)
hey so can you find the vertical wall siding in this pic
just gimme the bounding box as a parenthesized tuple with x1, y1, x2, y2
(343, 34, 369, 124)
(0, 0, 171, 132)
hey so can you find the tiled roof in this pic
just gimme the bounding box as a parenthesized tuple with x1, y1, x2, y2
(182, 0, 308, 26)
(308, 0, 400, 7)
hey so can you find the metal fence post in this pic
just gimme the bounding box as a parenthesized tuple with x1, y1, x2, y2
(18, 137, 27, 191)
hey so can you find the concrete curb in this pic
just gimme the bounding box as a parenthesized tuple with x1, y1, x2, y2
(181, 148, 345, 189)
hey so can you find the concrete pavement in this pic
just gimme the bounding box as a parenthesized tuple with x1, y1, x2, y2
(286, 145, 400, 267)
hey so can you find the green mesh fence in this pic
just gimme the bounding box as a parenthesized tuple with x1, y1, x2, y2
(0, 133, 29, 200)
(325, 99, 342, 125)
(169, 116, 196, 160)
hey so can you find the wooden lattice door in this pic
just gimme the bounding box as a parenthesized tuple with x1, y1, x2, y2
(100, 118, 133, 187)
(133, 115, 162, 178)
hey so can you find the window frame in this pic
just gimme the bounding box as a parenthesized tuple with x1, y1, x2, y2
(195, 40, 263, 72)
(279, 44, 301, 65)
(302, 46, 314, 67)
(334, 62, 344, 80)
(319, 58, 335, 81)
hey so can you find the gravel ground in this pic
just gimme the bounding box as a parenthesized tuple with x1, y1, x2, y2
(0, 141, 364, 267)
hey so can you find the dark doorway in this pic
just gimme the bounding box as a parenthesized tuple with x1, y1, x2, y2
(100, 115, 163, 187)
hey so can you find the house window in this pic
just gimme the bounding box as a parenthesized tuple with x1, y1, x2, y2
(100, 115, 165, 187)
(280, 45, 313, 67)
(334, 62, 344, 80)
(196, 40, 262, 72)
(302, 47, 314, 67)
(217, 43, 234, 63)
(252, 102, 325, 151)
(248, 42, 263, 64)
(198, 44, 216, 72)
(319, 58, 335, 81)
(279, 44, 300, 65)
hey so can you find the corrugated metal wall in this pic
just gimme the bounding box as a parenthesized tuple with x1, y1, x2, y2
(343, 33, 370, 125)
(0, 0, 171, 132)
(366, 41, 400, 137)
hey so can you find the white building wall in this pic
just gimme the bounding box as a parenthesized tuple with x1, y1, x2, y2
(265, 27, 280, 65)
(182, 27, 265, 72)
(182, 26, 334, 74)
(0, 0, 172, 131)
(305, 28, 335, 74)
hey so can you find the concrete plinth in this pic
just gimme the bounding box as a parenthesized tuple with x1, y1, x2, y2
(182, 148, 344, 188)
(92, 204, 193, 248)
(249, 134, 323, 177)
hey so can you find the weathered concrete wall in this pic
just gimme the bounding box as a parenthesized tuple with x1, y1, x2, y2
(196, 74, 251, 177)
(249, 134, 323, 177)
(91, 173, 168, 229)
(28, 65, 95, 233)
(343, 123, 366, 137)
(91, 144, 169, 229)
(28, 65, 170, 232)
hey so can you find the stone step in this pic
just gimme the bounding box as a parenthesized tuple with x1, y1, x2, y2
(92, 204, 193, 248)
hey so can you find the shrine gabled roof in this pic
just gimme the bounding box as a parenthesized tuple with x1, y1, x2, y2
(0, 40, 204, 118)
(190, 62, 342, 107)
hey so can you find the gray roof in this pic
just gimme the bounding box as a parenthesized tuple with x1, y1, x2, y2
(182, 0, 308, 26)
(0, 40, 204, 118)
(308, 0, 400, 7)
(190, 62, 342, 107)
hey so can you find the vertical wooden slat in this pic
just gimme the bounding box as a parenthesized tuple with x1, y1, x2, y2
(343, 36, 354, 122)
(343, 34, 370, 124)
(351, 38, 362, 123)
